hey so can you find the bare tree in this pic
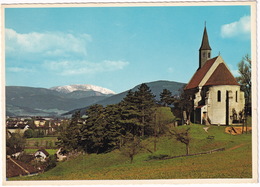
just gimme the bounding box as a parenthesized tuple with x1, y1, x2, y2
(120, 133, 152, 163)
(169, 127, 191, 155)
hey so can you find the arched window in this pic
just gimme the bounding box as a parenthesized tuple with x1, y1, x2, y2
(217, 90, 221, 102)
(236, 91, 238, 102)
(208, 52, 211, 58)
(203, 52, 206, 57)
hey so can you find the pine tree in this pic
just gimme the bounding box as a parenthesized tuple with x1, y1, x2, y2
(103, 104, 123, 150)
(119, 90, 142, 136)
(57, 111, 83, 152)
(160, 89, 175, 107)
(135, 83, 156, 136)
(80, 104, 106, 154)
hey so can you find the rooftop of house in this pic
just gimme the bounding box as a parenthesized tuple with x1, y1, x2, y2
(35, 148, 50, 157)
(6, 157, 39, 178)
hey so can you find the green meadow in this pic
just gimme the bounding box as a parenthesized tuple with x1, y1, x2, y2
(11, 124, 252, 180)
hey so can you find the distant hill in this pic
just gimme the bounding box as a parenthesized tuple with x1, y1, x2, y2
(97, 80, 185, 105)
(66, 80, 185, 115)
(6, 85, 115, 117)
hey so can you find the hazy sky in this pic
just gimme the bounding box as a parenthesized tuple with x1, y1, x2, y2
(5, 4, 251, 93)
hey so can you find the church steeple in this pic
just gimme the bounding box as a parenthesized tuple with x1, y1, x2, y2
(199, 25, 212, 68)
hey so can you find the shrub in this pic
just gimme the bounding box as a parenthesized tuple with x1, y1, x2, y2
(45, 155, 57, 171)
(147, 154, 169, 160)
(24, 129, 34, 138)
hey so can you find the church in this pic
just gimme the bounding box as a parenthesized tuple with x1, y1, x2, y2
(184, 26, 245, 126)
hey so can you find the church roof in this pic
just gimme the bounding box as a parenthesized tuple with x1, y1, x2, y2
(199, 27, 211, 50)
(204, 63, 240, 86)
(185, 57, 217, 90)
(185, 56, 239, 90)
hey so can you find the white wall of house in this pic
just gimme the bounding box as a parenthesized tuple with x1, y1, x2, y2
(34, 151, 48, 162)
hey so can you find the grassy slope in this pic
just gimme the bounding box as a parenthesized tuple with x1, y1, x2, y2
(12, 124, 252, 180)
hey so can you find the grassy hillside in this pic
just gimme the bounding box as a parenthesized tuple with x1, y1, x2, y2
(10, 124, 252, 180)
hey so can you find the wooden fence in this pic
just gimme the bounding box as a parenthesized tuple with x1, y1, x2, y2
(158, 147, 225, 160)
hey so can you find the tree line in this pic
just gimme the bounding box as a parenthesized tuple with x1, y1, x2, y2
(57, 83, 180, 155)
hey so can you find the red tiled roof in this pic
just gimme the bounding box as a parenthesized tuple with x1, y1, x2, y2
(36, 148, 50, 156)
(6, 157, 39, 178)
(185, 57, 218, 90)
(204, 63, 239, 86)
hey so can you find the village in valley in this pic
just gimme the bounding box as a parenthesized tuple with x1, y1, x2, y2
(6, 116, 69, 178)
(3, 3, 255, 183)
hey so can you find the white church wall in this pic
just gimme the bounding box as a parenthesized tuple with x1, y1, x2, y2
(207, 85, 243, 125)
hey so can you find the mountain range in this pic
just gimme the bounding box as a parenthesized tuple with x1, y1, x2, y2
(6, 84, 114, 117)
(6, 81, 185, 117)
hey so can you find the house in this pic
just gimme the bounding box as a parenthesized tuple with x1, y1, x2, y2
(6, 156, 39, 178)
(34, 118, 46, 127)
(34, 149, 50, 162)
(6, 120, 30, 134)
(184, 26, 245, 125)
(56, 148, 67, 162)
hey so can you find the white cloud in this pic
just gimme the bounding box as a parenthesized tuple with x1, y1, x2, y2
(220, 15, 250, 39)
(6, 28, 129, 76)
(43, 60, 129, 76)
(5, 28, 91, 58)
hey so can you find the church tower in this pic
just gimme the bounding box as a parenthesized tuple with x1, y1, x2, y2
(199, 26, 211, 69)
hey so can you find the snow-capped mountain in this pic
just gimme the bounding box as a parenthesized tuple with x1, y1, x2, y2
(50, 84, 116, 95)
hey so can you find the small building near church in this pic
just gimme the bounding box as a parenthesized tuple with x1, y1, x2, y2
(184, 26, 245, 125)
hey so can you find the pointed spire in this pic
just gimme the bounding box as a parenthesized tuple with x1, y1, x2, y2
(199, 26, 211, 50)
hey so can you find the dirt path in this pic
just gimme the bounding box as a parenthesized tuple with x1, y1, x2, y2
(227, 143, 250, 151)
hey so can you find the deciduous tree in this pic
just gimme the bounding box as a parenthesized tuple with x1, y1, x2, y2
(236, 54, 251, 115)
(169, 127, 191, 155)
(120, 133, 144, 163)
(6, 132, 26, 155)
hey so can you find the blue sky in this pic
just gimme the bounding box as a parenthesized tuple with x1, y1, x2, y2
(5, 5, 251, 93)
